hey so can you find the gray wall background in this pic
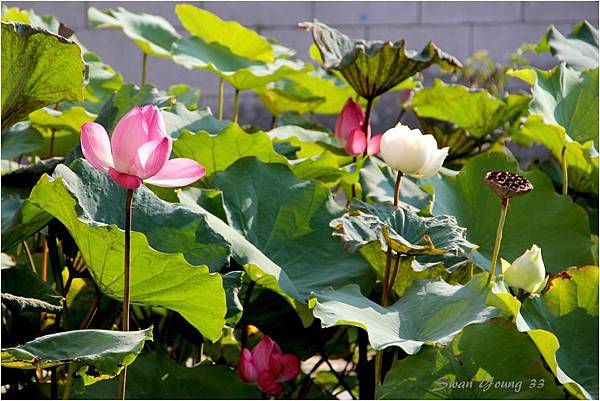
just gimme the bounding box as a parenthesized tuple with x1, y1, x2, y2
(5, 1, 599, 130)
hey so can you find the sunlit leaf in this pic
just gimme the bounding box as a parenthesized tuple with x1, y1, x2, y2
(172, 36, 307, 91)
(175, 4, 273, 62)
(28, 161, 229, 341)
(1, 327, 152, 385)
(88, 7, 180, 58)
(517, 266, 599, 399)
(536, 21, 598, 69)
(378, 319, 564, 399)
(310, 274, 498, 354)
(1, 22, 84, 131)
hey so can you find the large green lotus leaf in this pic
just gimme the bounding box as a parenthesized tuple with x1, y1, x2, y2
(175, 4, 273, 63)
(330, 200, 476, 273)
(179, 159, 375, 323)
(517, 266, 599, 399)
(88, 7, 180, 58)
(75, 351, 260, 399)
(1, 327, 152, 385)
(300, 20, 461, 99)
(1, 121, 44, 159)
(514, 115, 598, 194)
(410, 80, 529, 138)
(1, 255, 62, 313)
(1, 22, 84, 131)
(310, 273, 498, 354)
(173, 123, 288, 178)
(213, 158, 374, 297)
(29, 106, 95, 132)
(377, 319, 564, 399)
(529, 64, 598, 146)
(1, 194, 52, 251)
(536, 21, 598, 70)
(255, 78, 326, 116)
(28, 161, 229, 341)
(423, 152, 594, 274)
(162, 102, 228, 139)
(172, 36, 307, 91)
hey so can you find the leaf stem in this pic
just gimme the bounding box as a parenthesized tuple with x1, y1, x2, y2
(62, 363, 76, 400)
(22, 240, 37, 273)
(118, 189, 134, 400)
(361, 98, 374, 157)
(232, 89, 240, 123)
(561, 146, 568, 196)
(375, 172, 402, 389)
(487, 198, 509, 285)
(141, 53, 148, 86)
(217, 78, 224, 120)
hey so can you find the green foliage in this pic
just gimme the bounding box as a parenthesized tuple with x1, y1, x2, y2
(301, 20, 461, 99)
(378, 319, 565, 399)
(310, 274, 498, 354)
(517, 266, 599, 399)
(410, 79, 529, 138)
(28, 162, 229, 341)
(173, 123, 288, 177)
(423, 152, 594, 273)
(536, 21, 599, 69)
(172, 36, 307, 91)
(88, 7, 180, 58)
(1, 22, 84, 131)
(2, 327, 152, 385)
(175, 4, 274, 62)
(76, 351, 260, 399)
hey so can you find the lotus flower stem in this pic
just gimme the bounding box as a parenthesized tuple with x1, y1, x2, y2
(48, 103, 60, 157)
(561, 146, 568, 195)
(361, 98, 374, 157)
(118, 188, 134, 400)
(375, 171, 403, 388)
(487, 198, 509, 285)
(141, 53, 148, 86)
(218, 78, 224, 120)
(232, 89, 240, 123)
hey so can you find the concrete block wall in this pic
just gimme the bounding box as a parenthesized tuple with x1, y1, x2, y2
(4, 1, 598, 130)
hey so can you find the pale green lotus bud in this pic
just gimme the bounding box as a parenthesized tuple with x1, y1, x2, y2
(501, 245, 547, 293)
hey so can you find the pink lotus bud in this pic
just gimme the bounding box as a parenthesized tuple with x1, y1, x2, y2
(80, 105, 205, 189)
(237, 336, 299, 396)
(335, 98, 381, 156)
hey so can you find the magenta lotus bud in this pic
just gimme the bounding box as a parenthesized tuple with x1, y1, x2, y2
(237, 336, 300, 396)
(80, 105, 205, 189)
(335, 98, 381, 156)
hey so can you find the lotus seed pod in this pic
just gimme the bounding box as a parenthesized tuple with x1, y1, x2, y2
(484, 171, 533, 199)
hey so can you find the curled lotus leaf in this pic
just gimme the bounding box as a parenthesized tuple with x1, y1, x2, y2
(300, 19, 462, 99)
(330, 200, 476, 259)
(536, 20, 599, 70)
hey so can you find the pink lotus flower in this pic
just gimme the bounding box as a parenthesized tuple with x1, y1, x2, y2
(335, 98, 382, 156)
(80, 105, 205, 189)
(238, 336, 300, 396)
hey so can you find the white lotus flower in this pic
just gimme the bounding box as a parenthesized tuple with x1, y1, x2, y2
(379, 123, 449, 178)
(501, 245, 547, 293)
